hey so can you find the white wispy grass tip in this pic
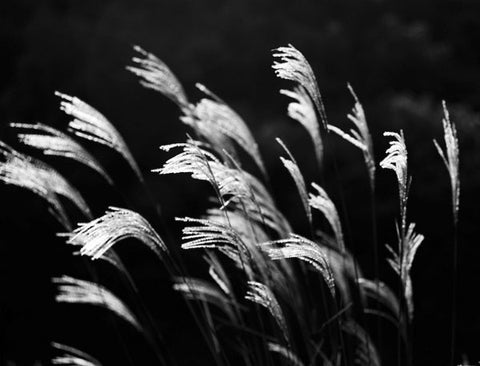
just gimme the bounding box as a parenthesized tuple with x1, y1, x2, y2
(127, 45, 188, 108)
(53, 275, 141, 330)
(327, 84, 375, 188)
(177, 216, 254, 278)
(65, 207, 167, 260)
(433, 101, 460, 223)
(273, 44, 328, 128)
(56, 91, 143, 181)
(0, 142, 91, 227)
(182, 88, 266, 176)
(380, 131, 409, 231)
(12, 122, 112, 184)
(263, 233, 335, 297)
(158, 140, 290, 236)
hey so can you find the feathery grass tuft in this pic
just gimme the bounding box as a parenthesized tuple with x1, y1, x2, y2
(64, 207, 167, 260)
(158, 140, 290, 235)
(53, 275, 141, 330)
(0, 142, 91, 227)
(327, 84, 375, 189)
(380, 131, 409, 233)
(273, 44, 328, 129)
(263, 233, 335, 297)
(56, 91, 143, 181)
(126, 45, 189, 109)
(433, 101, 461, 366)
(12, 122, 113, 184)
(177, 216, 255, 277)
(181, 89, 266, 176)
(433, 101, 460, 224)
(205, 208, 271, 247)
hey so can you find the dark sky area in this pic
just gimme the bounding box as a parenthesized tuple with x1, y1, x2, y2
(1, 1, 480, 365)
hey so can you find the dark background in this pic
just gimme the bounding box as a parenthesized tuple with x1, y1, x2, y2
(1, 0, 480, 365)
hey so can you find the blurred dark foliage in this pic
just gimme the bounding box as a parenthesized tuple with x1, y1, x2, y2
(1, 0, 480, 365)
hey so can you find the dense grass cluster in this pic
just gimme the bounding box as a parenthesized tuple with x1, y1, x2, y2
(0, 44, 462, 366)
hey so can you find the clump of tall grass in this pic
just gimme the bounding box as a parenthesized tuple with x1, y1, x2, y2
(0, 43, 462, 366)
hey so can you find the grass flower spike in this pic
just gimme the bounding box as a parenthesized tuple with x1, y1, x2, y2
(433, 101, 461, 366)
(433, 101, 460, 223)
(12, 122, 112, 184)
(380, 131, 409, 233)
(273, 44, 328, 129)
(263, 233, 335, 297)
(56, 91, 143, 181)
(177, 216, 255, 277)
(53, 275, 141, 331)
(65, 207, 167, 260)
(327, 84, 375, 188)
(182, 90, 266, 176)
(127, 45, 188, 108)
(0, 142, 90, 227)
(158, 140, 290, 235)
